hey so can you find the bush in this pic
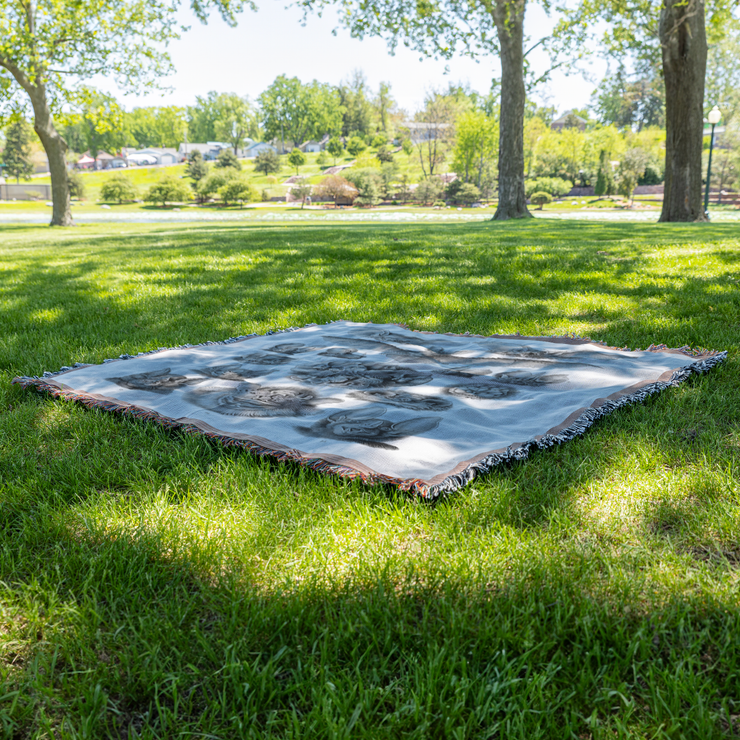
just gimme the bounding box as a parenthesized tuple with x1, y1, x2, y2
(100, 175, 137, 204)
(344, 168, 382, 206)
(375, 145, 394, 164)
(218, 178, 257, 207)
(144, 176, 191, 207)
(525, 177, 571, 198)
(196, 170, 235, 201)
(346, 136, 367, 157)
(530, 191, 552, 210)
(68, 172, 86, 200)
(379, 162, 399, 198)
(525, 177, 572, 198)
(186, 152, 209, 183)
(617, 148, 649, 205)
(317, 150, 330, 168)
(455, 182, 481, 205)
(638, 164, 663, 186)
(414, 177, 445, 205)
(215, 149, 241, 170)
(253, 149, 280, 175)
(371, 133, 388, 147)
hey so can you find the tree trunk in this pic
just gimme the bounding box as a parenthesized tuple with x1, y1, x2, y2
(659, 0, 707, 222)
(492, 0, 532, 221)
(26, 83, 74, 226)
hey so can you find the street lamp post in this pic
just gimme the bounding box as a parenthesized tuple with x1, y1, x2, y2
(704, 105, 722, 219)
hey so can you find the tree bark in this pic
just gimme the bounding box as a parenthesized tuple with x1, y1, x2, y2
(28, 83, 74, 226)
(492, 0, 532, 221)
(659, 0, 707, 222)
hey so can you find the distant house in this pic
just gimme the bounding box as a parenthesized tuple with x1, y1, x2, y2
(401, 121, 451, 144)
(108, 155, 128, 168)
(551, 111, 587, 132)
(301, 135, 330, 153)
(77, 151, 115, 170)
(178, 142, 231, 161)
(124, 147, 179, 165)
(244, 142, 278, 159)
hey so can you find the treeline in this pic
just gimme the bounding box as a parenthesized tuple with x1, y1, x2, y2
(53, 72, 406, 158)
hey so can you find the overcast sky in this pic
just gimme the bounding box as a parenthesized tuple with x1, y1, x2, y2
(107, 0, 606, 115)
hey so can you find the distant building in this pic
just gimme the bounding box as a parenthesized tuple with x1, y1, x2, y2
(178, 142, 231, 161)
(301, 135, 330, 153)
(401, 121, 451, 144)
(550, 111, 588, 132)
(76, 151, 116, 170)
(244, 142, 278, 159)
(124, 147, 179, 165)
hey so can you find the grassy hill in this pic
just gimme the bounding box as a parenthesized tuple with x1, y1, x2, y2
(32, 148, 429, 205)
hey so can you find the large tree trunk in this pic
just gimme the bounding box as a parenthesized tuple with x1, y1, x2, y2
(492, 0, 532, 221)
(659, 0, 707, 222)
(27, 83, 74, 226)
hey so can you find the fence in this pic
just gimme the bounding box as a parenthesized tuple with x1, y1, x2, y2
(0, 183, 52, 201)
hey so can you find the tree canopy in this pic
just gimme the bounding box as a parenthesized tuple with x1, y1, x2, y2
(0, 0, 250, 225)
(259, 75, 343, 149)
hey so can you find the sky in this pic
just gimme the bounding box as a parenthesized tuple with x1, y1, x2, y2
(107, 0, 606, 115)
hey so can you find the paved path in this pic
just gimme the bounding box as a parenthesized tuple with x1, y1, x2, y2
(1, 210, 739, 224)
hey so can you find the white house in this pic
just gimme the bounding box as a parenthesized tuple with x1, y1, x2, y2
(178, 142, 232, 161)
(124, 147, 179, 165)
(244, 142, 278, 159)
(301, 134, 330, 153)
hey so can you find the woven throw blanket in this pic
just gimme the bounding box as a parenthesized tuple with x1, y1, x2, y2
(13, 322, 726, 499)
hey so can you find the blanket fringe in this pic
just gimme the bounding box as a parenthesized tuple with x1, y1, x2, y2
(11, 322, 728, 500)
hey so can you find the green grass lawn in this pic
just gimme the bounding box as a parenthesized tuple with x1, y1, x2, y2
(28, 149, 431, 205)
(1, 220, 739, 738)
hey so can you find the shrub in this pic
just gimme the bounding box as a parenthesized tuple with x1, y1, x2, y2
(68, 171, 86, 200)
(346, 136, 367, 157)
(375, 145, 394, 164)
(196, 170, 234, 201)
(530, 191, 552, 210)
(317, 150, 330, 168)
(144, 176, 191, 206)
(215, 149, 241, 170)
(414, 177, 445, 205)
(218, 178, 257, 207)
(525, 177, 571, 198)
(371, 133, 388, 147)
(617, 148, 649, 205)
(638, 164, 663, 186)
(455, 182, 481, 205)
(344, 168, 382, 206)
(186, 152, 209, 183)
(100, 175, 138, 204)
